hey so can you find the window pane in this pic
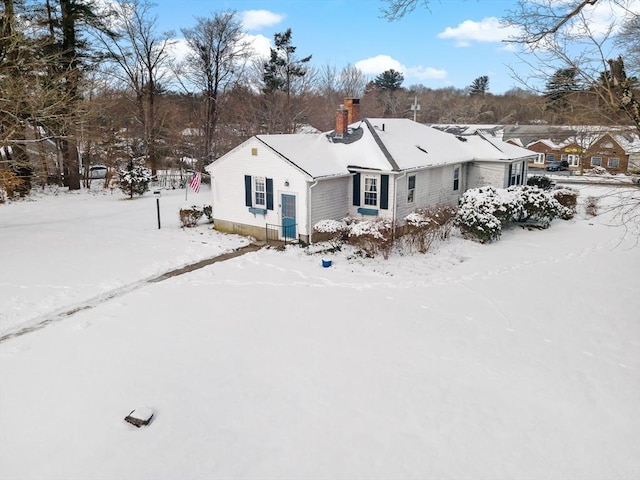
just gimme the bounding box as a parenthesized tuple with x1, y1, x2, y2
(255, 177, 265, 206)
(607, 158, 620, 168)
(364, 177, 377, 206)
(590, 157, 602, 166)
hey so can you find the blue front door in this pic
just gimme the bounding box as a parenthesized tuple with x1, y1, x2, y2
(281, 194, 296, 239)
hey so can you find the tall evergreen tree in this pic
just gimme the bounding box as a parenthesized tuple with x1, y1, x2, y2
(373, 69, 404, 90)
(467, 75, 489, 96)
(261, 28, 311, 133)
(545, 67, 580, 111)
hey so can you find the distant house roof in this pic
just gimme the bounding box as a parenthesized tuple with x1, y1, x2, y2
(252, 118, 535, 180)
(432, 123, 640, 154)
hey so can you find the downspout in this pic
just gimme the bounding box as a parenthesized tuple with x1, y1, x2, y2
(392, 172, 406, 244)
(308, 180, 318, 244)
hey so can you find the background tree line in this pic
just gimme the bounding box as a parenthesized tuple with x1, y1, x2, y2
(1, 0, 638, 193)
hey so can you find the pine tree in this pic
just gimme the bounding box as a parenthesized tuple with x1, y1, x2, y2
(467, 75, 489, 96)
(262, 28, 311, 132)
(373, 69, 404, 91)
(118, 158, 152, 198)
(545, 67, 580, 111)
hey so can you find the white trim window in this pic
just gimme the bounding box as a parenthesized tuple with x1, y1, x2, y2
(510, 162, 524, 186)
(363, 175, 378, 206)
(407, 175, 416, 204)
(607, 157, 620, 168)
(534, 153, 544, 165)
(254, 176, 266, 207)
(590, 156, 602, 166)
(568, 154, 580, 167)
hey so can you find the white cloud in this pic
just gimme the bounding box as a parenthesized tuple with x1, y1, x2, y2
(168, 37, 191, 63)
(355, 55, 404, 75)
(569, 0, 640, 37)
(355, 55, 447, 84)
(438, 17, 521, 44)
(240, 10, 285, 30)
(406, 66, 447, 81)
(243, 33, 272, 60)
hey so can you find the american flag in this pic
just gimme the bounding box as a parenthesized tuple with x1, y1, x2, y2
(189, 172, 201, 193)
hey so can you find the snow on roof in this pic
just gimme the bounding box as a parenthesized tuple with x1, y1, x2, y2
(252, 118, 537, 179)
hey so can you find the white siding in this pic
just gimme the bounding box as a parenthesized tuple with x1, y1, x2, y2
(209, 138, 312, 235)
(467, 161, 507, 189)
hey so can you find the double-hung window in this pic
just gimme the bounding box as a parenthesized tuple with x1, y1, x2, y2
(453, 166, 460, 191)
(364, 175, 378, 206)
(254, 177, 266, 207)
(407, 175, 416, 203)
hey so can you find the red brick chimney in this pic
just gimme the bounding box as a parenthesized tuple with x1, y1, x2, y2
(335, 105, 348, 136)
(343, 98, 360, 124)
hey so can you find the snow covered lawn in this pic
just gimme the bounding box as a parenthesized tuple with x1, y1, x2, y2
(1, 184, 638, 479)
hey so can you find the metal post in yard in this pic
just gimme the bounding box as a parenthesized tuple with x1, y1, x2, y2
(154, 190, 161, 229)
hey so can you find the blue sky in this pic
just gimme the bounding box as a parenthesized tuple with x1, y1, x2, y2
(152, 0, 632, 94)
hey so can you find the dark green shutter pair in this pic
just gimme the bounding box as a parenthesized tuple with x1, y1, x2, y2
(352, 173, 389, 209)
(244, 175, 274, 210)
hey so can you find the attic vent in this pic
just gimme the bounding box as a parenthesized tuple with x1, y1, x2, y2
(251, 148, 258, 155)
(456, 136, 468, 142)
(416, 145, 428, 154)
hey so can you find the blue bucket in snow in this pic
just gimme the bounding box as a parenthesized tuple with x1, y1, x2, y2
(322, 259, 332, 268)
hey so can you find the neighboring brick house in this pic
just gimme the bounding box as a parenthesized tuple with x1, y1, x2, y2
(524, 139, 561, 168)
(583, 133, 629, 173)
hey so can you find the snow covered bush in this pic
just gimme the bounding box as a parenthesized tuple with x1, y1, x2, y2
(456, 185, 571, 243)
(347, 218, 395, 259)
(586, 196, 599, 216)
(527, 175, 555, 190)
(552, 188, 578, 219)
(179, 206, 204, 227)
(117, 159, 152, 198)
(455, 197, 503, 243)
(313, 219, 349, 250)
(404, 205, 457, 253)
(509, 185, 567, 227)
(585, 166, 609, 176)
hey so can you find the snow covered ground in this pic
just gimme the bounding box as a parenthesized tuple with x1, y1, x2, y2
(1, 183, 639, 480)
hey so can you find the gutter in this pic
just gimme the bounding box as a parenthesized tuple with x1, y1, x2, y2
(308, 180, 318, 243)
(392, 172, 407, 243)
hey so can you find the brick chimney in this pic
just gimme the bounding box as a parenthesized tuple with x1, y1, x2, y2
(343, 98, 360, 124)
(335, 105, 348, 137)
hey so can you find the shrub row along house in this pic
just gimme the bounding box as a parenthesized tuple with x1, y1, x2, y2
(432, 124, 640, 174)
(206, 99, 537, 244)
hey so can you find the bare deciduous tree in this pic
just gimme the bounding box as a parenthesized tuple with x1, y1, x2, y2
(180, 11, 251, 167)
(95, 0, 174, 175)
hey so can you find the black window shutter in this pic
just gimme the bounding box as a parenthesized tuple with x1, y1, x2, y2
(244, 175, 252, 206)
(352, 173, 361, 206)
(266, 178, 274, 210)
(380, 175, 389, 210)
(508, 164, 513, 186)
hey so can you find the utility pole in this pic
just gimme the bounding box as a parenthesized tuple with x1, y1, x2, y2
(410, 96, 421, 122)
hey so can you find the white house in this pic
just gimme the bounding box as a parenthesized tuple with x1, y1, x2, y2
(206, 99, 537, 243)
